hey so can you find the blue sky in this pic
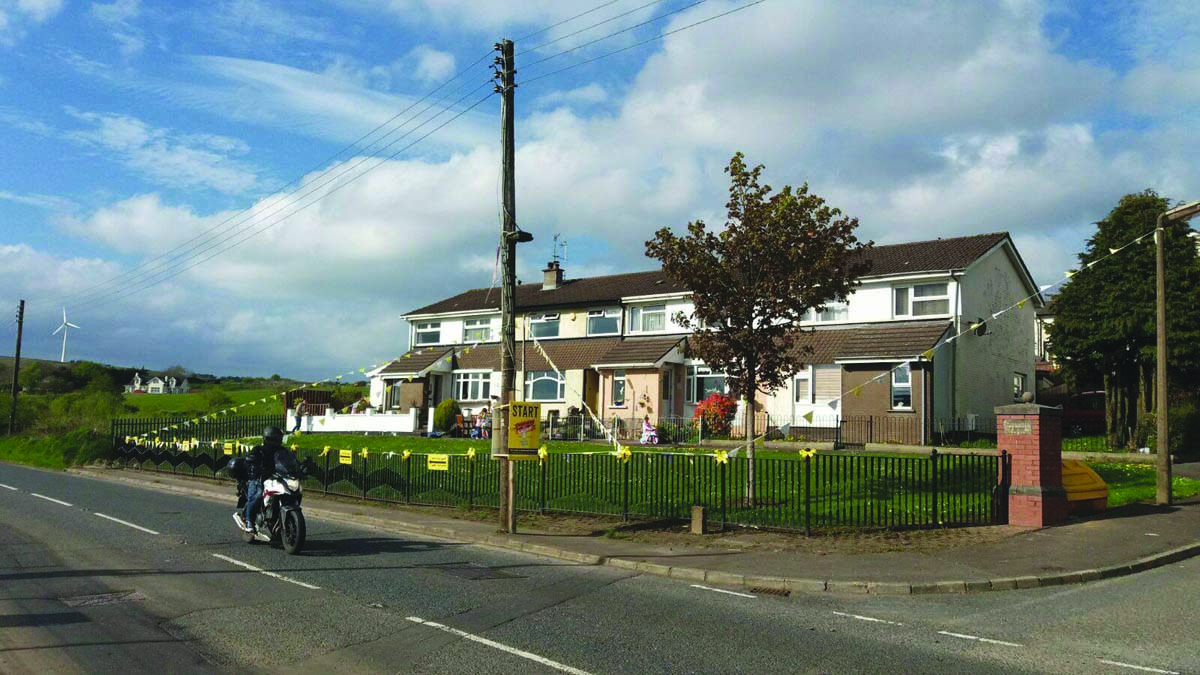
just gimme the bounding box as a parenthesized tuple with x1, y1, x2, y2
(1, 0, 1198, 379)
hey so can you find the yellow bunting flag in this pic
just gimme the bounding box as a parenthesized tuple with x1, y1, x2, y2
(1066, 270, 1076, 278)
(537, 445, 548, 462)
(799, 447, 816, 460)
(321, 446, 331, 457)
(360, 448, 369, 459)
(402, 449, 412, 461)
(802, 411, 814, 423)
(1017, 298, 1027, 309)
(921, 349, 935, 360)
(615, 445, 631, 463)
(852, 387, 861, 397)
(714, 450, 729, 464)
(291, 444, 298, 451)
(1109, 247, 1119, 255)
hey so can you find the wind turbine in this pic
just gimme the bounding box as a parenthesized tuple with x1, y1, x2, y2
(52, 308, 80, 362)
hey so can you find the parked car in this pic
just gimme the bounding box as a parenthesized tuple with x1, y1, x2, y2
(1062, 391, 1105, 436)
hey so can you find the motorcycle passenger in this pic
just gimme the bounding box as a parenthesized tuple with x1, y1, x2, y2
(239, 426, 287, 534)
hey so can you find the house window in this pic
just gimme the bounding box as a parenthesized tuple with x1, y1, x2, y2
(805, 304, 848, 322)
(894, 282, 950, 317)
(529, 313, 560, 338)
(891, 363, 912, 409)
(612, 369, 626, 407)
(1013, 372, 1027, 401)
(525, 370, 565, 401)
(463, 319, 491, 343)
(455, 372, 491, 401)
(686, 365, 726, 403)
(415, 322, 441, 345)
(794, 367, 813, 404)
(629, 305, 666, 333)
(587, 308, 620, 336)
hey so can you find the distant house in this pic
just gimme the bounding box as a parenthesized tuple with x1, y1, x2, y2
(371, 232, 1043, 443)
(124, 372, 190, 395)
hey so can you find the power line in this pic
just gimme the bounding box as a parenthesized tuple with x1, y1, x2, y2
(517, 0, 669, 56)
(69, 88, 498, 317)
(522, 0, 709, 70)
(55, 75, 495, 315)
(32, 53, 495, 313)
(514, 0, 626, 41)
(523, 0, 769, 85)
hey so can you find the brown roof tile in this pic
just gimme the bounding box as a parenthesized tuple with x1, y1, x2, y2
(377, 347, 455, 376)
(834, 321, 951, 360)
(855, 232, 1008, 278)
(593, 336, 686, 367)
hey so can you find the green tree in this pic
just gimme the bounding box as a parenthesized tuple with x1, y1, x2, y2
(646, 152, 872, 499)
(203, 386, 234, 410)
(19, 361, 43, 394)
(1048, 191, 1200, 447)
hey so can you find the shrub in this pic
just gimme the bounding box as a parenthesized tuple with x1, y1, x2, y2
(693, 392, 737, 437)
(433, 398, 462, 432)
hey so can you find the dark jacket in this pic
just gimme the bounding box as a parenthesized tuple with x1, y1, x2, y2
(244, 442, 295, 480)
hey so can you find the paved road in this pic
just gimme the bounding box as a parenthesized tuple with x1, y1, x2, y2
(1, 463, 1195, 674)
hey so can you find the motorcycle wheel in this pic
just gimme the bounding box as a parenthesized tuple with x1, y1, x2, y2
(282, 509, 306, 555)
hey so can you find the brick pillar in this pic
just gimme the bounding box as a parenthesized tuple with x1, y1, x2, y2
(995, 404, 1068, 528)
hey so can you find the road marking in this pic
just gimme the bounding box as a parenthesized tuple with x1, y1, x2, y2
(937, 631, 1021, 647)
(95, 513, 160, 535)
(1098, 659, 1179, 674)
(832, 611, 903, 626)
(30, 493, 72, 507)
(210, 554, 321, 590)
(406, 616, 592, 675)
(689, 584, 757, 599)
(0, 483, 17, 490)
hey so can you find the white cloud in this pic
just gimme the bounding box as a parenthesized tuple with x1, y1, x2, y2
(91, 0, 143, 56)
(535, 83, 607, 107)
(408, 45, 455, 82)
(65, 110, 260, 194)
(0, 0, 63, 44)
(0, 189, 74, 212)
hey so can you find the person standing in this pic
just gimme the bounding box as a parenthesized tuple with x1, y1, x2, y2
(292, 398, 307, 433)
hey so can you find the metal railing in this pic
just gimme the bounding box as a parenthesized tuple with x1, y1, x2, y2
(112, 441, 1006, 533)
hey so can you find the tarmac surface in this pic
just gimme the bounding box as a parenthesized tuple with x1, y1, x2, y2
(68, 461, 1200, 597)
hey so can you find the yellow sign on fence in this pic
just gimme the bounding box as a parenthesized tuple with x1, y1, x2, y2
(509, 402, 541, 457)
(339, 449, 354, 465)
(223, 442, 234, 455)
(427, 454, 449, 471)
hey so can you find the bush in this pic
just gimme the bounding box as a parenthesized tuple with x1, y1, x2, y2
(433, 398, 462, 432)
(693, 392, 737, 438)
(203, 386, 233, 409)
(1169, 398, 1200, 457)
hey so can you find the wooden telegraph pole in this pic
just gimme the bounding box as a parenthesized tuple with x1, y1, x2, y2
(8, 300, 24, 435)
(493, 39, 523, 533)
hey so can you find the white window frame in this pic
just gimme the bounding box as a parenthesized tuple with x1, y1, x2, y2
(805, 304, 848, 323)
(525, 370, 565, 401)
(629, 304, 667, 333)
(893, 282, 950, 318)
(794, 367, 813, 404)
(1013, 372, 1027, 401)
(454, 372, 491, 401)
(414, 321, 441, 346)
(891, 363, 913, 409)
(462, 319, 491, 343)
(686, 365, 726, 403)
(529, 312, 560, 338)
(612, 369, 626, 407)
(587, 308, 621, 336)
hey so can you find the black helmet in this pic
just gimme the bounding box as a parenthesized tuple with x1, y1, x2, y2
(263, 426, 284, 444)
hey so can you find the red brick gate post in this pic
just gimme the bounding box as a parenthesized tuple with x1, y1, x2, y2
(995, 404, 1068, 527)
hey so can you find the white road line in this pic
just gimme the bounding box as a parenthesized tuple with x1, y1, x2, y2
(0, 483, 17, 490)
(406, 616, 593, 675)
(937, 630, 1021, 647)
(832, 611, 903, 626)
(30, 493, 72, 507)
(689, 584, 757, 599)
(210, 554, 321, 590)
(1098, 659, 1179, 674)
(95, 513, 160, 535)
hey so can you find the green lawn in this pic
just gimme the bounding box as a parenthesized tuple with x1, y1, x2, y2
(1089, 462, 1200, 506)
(123, 388, 287, 417)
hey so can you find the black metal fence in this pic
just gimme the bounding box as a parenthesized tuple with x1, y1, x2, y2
(111, 441, 1006, 533)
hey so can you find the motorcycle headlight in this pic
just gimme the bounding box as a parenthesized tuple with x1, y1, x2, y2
(285, 478, 301, 491)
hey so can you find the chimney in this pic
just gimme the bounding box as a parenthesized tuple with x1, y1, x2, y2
(542, 261, 563, 290)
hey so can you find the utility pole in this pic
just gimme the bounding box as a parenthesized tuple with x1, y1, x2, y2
(8, 300, 24, 436)
(494, 38, 518, 533)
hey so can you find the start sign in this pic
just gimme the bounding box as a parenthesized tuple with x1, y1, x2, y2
(508, 401, 541, 457)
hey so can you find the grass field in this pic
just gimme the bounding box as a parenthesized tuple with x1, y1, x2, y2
(122, 388, 288, 417)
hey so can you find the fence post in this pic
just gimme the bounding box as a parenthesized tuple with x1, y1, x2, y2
(719, 460, 727, 532)
(539, 458, 547, 514)
(405, 456, 412, 504)
(931, 448, 940, 526)
(361, 452, 368, 499)
(868, 416, 874, 444)
(323, 451, 330, 496)
(804, 454, 812, 536)
(468, 456, 475, 510)
(622, 457, 630, 523)
(698, 416, 704, 446)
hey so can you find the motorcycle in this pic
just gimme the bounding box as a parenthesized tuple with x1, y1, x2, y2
(229, 454, 307, 555)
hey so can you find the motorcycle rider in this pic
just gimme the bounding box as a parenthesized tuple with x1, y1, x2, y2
(236, 426, 288, 534)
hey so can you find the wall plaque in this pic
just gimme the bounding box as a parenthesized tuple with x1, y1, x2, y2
(1003, 419, 1033, 435)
